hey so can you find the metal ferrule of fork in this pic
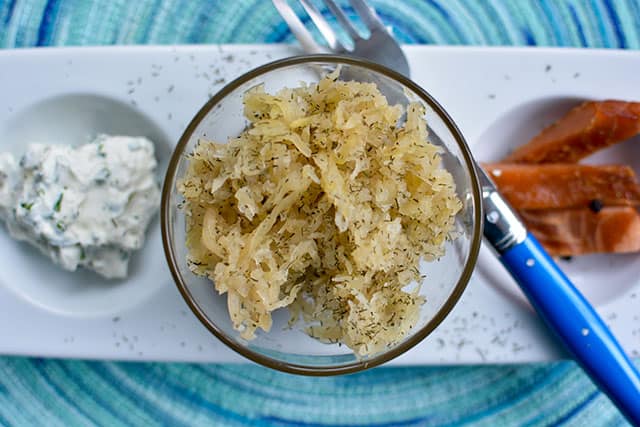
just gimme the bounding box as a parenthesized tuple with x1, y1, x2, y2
(481, 181, 527, 254)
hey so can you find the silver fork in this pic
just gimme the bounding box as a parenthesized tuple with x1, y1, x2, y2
(272, 0, 410, 76)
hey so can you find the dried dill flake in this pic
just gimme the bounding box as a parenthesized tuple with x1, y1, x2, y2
(178, 68, 462, 357)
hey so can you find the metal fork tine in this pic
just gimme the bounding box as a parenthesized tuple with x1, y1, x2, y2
(273, 0, 410, 76)
(272, 0, 327, 53)
(299, 0, 343, 51)
(348, 0, 386, 32)
(322, 0, 361, 41)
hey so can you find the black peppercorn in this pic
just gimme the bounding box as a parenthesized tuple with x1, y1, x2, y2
(589, 199, 603, 213)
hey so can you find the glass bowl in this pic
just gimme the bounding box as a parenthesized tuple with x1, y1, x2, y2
(161, 55, 482, 375)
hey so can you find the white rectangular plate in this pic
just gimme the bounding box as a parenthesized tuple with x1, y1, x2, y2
(0, 44, 638, 364)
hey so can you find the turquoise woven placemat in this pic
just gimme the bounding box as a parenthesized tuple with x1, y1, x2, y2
(0, 1, 638, 426)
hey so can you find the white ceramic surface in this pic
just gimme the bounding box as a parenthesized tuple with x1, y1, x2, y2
(0, 44, 638, 364)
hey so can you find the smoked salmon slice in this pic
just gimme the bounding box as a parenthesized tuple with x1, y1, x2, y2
(504, 100, 640, 164)
(520, 207, 640, 256)
(483, 163, 640, 209)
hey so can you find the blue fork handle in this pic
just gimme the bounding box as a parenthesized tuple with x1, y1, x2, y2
(500, 233, 640, 424)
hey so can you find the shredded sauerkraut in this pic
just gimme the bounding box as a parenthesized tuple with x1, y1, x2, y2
(178, 69, 461, 356)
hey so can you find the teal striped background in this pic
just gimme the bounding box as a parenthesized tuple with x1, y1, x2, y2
(1, 0, 639, 48)
(0, 0, 638, 425)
